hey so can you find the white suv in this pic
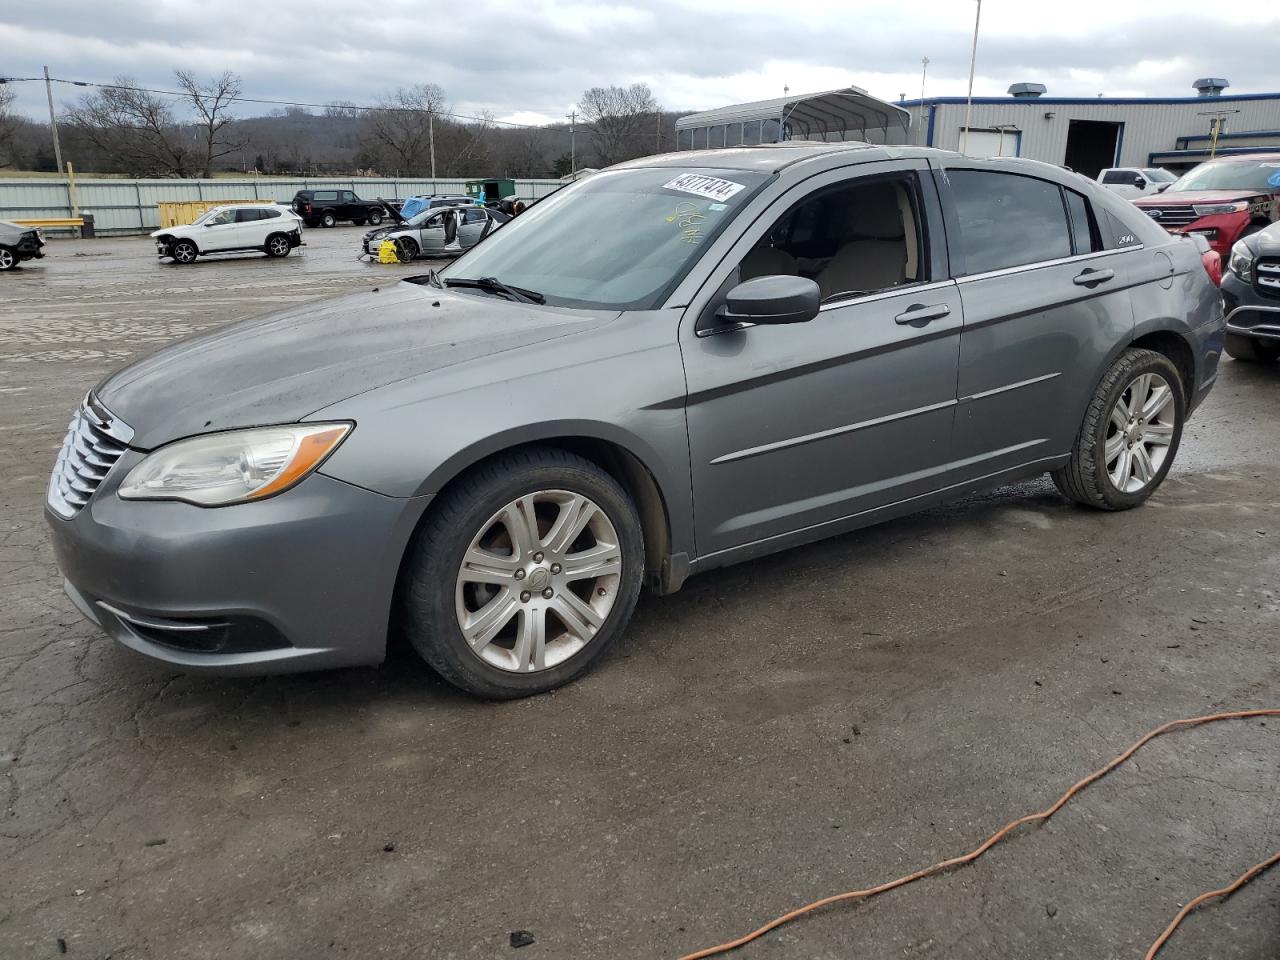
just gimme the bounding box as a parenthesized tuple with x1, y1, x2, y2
(1097, 167, 1177, 199)
(152, 204, 304, 264)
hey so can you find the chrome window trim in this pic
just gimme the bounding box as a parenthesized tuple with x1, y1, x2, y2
(955, 244, 1144, 285)
(817, 279, 957, 312)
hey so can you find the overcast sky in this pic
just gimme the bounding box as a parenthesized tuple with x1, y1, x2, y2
(4, 0, 1280, 126)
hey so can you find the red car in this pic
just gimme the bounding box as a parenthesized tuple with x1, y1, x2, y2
(1133, 153, 1280, 260)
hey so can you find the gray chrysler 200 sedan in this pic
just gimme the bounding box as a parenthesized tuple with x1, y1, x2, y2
(46, 143, 1225, 699)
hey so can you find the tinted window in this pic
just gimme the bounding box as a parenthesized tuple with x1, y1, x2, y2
(342, 191, 357, 202)
(464, 208, 487, 223)
(313, 191, 338, 201)
(948, 170, 1072, 274)
(264, 208, 282, 219)
(1064, 190, 1100, 255)
(235, 208, 264, 222)
(1102, 170, 1133, 184)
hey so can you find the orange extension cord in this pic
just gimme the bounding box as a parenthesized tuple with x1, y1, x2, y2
(677, 709, 1280, 960)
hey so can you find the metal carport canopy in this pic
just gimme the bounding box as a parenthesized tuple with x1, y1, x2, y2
(675, 86, 911, 144)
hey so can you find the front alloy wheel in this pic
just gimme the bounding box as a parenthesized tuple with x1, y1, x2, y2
(171, 240, 198, 264)
(456, 491, 622, 673)
(400, 448, 644, 699)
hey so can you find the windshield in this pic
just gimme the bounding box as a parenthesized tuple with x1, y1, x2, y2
(190, 209, 218, 225)
(1142, 169, 1176, 182)
(438, 167, 769, 309)
(1170, 160, 1280, 193)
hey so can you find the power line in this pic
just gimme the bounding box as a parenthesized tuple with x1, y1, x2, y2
(0, 74, 556, 128)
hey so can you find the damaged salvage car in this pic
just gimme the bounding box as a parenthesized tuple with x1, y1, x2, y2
(47, 143, 1225, 698)
(0, 219, 46, 271)
(361, 203, 508, 260)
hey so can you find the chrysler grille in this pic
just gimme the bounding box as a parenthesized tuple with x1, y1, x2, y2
(47, 396, 133, 519)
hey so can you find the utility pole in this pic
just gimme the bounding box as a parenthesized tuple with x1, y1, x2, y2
(567, 110, 577, 176)
(428, 110, 437, 180)
(961, 0, 982, 156)
(919, 57, 930, 142)
(43, 66, 65, 175)
(656, 110, 661, 153)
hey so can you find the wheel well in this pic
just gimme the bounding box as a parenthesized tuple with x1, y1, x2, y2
(1131, 330, 1194, 395)
(401, 437, 673, 588)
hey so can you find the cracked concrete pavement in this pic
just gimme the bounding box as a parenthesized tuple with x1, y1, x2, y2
(1, 230, 1278, 959)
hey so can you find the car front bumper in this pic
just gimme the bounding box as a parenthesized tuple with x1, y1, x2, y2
(1222, 272, 1280, 342)
(45, 456, 432, 675)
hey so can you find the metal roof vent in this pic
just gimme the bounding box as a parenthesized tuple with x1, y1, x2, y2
(1193, 78, 1229, 97)
(1008, 82, 1047, 99)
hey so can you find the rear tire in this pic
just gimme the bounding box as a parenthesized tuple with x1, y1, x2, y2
(1052, 348, 1184, 510)
(398, 448, 645, 699)
(1225, 333, 1280, 362)
(0, 246, 17, 271)
(264, 233, 292, 258)
(367, 210, 384, 226)
(171, 240, 198, 265)
(320, 211, 337, 228)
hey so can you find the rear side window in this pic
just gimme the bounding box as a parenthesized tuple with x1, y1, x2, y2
(1064, 189, 1101, 255)
(947, 170, 1072, 274)
(235, 208, 264, 222)
(464, 208, 487, 223)
(1102, 170, 1132, 184)
(313, 191, 338, 201)
(264, 208, 282, 219)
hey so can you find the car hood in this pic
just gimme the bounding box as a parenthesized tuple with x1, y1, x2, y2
(1134, 189, 1269, 206)
(94, 281, 613, 449)
(1244, 221, 1280, 255)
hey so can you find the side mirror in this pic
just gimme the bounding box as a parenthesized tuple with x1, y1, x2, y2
(1133, 176, 1146, 188)
(718, 275, 820, 325)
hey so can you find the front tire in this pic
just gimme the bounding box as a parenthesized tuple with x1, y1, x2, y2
(399, 448, 645, 699)
(1052, 348, 1184, 510)
(264, 233, 292, 258)
(171, 240, 198, 265)
(1225, 333, 1280, 362)
(393, 236, 419, 262)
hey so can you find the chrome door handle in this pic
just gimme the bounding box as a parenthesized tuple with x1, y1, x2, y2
(1073, 268, 1115, 287)
(894, 303, 951, 327)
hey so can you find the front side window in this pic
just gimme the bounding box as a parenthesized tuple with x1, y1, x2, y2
(735, 174, 926, 302)
(947, 170, 1072, 274)
(439, 166, 768, 309)
(207, 209, 235, 226)
(1102, 170, 1133, 184)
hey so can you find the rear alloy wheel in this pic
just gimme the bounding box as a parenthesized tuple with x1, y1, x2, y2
(0, 246, 17, 271)
(367, 210, 384, 226)
(1225, 333, 1280, 363)
(1052, 348, 1184, 510)
(171, 240, 198, 265)
(320, 212, 337, 228)
(264, 234, 292, 258)
(400, 449, 644, 699)
(393, 236, 419, 262)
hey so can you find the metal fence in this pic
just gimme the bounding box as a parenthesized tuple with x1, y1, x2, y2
(0, 177, 567, 234)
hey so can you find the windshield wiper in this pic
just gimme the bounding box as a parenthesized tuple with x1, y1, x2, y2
(445, 276, 545, 304)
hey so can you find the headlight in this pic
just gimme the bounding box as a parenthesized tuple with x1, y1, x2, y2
(1192, 201, 1248, 217)
(118, 423, 351, 506)
(1228, 241, 1255, 281)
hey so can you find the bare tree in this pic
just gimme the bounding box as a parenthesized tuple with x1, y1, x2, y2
(323, 100, 363, 120)
(0, 85, 19, 168)
(578, 83, 661, 166)
(174, 70, 242, 177)
(63, 76, 197, 177)
(366, 84, 447, 175)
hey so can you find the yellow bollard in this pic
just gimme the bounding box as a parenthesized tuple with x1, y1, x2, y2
(377, 239, 400, 264)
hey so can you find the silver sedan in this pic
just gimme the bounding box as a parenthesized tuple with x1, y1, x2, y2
(362, 205, 509, 260)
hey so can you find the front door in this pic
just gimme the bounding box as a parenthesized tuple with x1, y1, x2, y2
(681, 161, 963, 558)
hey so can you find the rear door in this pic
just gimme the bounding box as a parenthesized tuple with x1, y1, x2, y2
(458, 208, 491, 248)
(234, 207, 267, 247)
(935, 163, 1143, 476)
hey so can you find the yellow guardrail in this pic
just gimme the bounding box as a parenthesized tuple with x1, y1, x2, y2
(156, 199, 264, 229)
(12, 217, 84, 229)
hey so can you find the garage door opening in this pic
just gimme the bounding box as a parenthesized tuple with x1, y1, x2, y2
(1064, 120, 1122, 180)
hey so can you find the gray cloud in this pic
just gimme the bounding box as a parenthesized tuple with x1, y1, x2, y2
(4, 1, 1279, 124)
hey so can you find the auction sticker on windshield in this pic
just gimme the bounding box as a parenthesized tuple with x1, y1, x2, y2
(663, 173, 746, 202)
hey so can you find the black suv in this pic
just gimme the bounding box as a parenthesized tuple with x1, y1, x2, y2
(289, 189, 385, 228)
